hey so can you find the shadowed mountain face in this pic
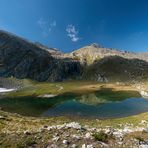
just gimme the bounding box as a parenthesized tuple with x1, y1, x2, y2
(0, 30, 148, 82)
(83, 56, 148, 82)
(0, 30, 82, 81)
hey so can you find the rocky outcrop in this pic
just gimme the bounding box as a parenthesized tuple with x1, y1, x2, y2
(140, 91, 148, 98)
(0, 30, 82, 82)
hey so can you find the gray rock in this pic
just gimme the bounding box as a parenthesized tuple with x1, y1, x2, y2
(71, 144, 78, 148)
(87, 145, 94, 148)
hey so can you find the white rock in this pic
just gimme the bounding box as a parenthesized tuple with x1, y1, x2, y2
(139, 145, 148, 148)
(72, 135, 81, 140)
(57, 124, 66, 129)
(66, 122, 81, 129)
(63, 140, 69, 145)
(82, 144, 86, 148)
(85, 132, 91, 138)
(38, 94, 57, 98)
(118, 142, 123, 145)
(140, 91, 148, 98)
(113, 131, 123, 138)
(71, 144, 78, 148)
(105, 129, 111, 134)
(24, 130, 31, 135)
(87, 144, 93, 148)
(0, 116, 5, 119)
(140, 120, 147, 124)
(123, 127, 133, 133)
(52, 137, 59, 142)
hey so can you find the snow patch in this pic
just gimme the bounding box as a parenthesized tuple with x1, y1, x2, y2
(0, 88, 15, 93)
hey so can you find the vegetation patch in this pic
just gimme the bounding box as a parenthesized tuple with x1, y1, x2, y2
(92, 131, 114, 143)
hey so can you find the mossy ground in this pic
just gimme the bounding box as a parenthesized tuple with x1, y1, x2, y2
(5, 79, 142, 98)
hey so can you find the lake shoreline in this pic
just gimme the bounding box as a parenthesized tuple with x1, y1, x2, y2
(0, 80, 148, 147)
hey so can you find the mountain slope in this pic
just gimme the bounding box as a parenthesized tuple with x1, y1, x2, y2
(0, 30, 81, 81)
(83, 56, 148, 82)
(68, 43, 148, 82)
(70, 43, 148, 65)
(0, 30, 148, 82)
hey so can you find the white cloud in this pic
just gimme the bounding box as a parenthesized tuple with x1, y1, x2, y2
(37, 18, 56, 37)
(50, 20, 56, 27)
(66, 24, 80, 42)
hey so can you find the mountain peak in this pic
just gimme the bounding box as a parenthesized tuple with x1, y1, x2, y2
(90, 43, 103, 48)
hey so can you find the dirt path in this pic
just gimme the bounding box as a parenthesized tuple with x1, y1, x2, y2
(56, 85, 64, 91)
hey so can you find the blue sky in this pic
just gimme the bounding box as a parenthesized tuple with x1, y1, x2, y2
(0, 0, 148, 52)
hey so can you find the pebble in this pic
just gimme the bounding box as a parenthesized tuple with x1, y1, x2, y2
(71, 144, 78, 148)
(24, 130, 31, 135)
(87, 144, 93, 148)
(63, 140, 69, 145)
(82, 144, 86, 148)
(0, 116, 6, 119)
(72, 135, 81, 140)
(140, 120, 147, 124)
(52, 137, 59, 142)
(85, 132, 91, 138)
(118, 142, 123, 145)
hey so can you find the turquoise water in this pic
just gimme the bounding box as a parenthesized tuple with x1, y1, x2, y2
(0, 88, 148, 119)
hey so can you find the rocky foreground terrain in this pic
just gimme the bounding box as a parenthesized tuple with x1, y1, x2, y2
(0, 111, 148, 148)
(0, 30, 148, 82)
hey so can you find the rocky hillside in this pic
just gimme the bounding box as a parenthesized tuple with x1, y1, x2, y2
(83, 56, 148, 82)
(0, 30, 148, 82)
(70, 43, 148, 65)
(0, 30, 81, 82)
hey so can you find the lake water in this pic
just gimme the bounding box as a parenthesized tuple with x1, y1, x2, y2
(0, 88, 148, 119)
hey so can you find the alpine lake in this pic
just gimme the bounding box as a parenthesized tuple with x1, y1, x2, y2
(0, 81, 148, 119)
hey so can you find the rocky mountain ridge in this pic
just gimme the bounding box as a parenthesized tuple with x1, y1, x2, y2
(0, 30, 81, 82)
(69, 43, 148, 65)
(0, 30, 148, 82)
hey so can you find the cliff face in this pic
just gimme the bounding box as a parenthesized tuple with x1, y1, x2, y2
(0, 30, 82, 82)
(0, 30, 148, 82)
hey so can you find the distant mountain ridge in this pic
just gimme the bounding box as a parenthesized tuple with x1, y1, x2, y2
(0, 30, 148, 82)
(69, 43, 148, 65)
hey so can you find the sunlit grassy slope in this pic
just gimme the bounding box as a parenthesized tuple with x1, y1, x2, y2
(4, 78, 143, 98)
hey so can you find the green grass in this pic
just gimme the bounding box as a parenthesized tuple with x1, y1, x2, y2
(5, 80, 98, 97)
(94, 88, 140, 101)
(93, 131, 114, 143)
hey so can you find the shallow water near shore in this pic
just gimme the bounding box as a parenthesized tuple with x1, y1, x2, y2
(0, 88, 148, 119)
